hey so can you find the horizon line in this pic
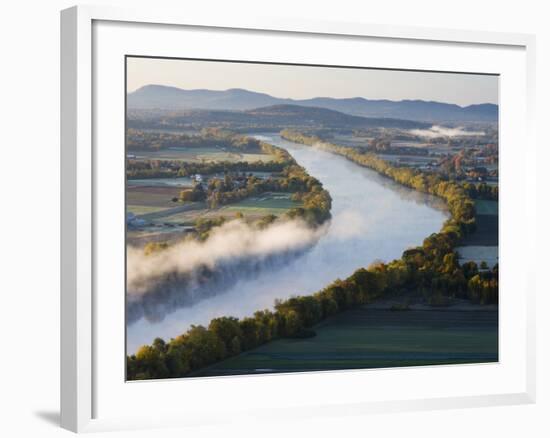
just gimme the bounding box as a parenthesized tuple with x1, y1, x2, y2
(127, 84, 498, 108)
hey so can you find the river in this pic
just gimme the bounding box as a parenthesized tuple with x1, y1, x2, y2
(126, 134, 448, 353)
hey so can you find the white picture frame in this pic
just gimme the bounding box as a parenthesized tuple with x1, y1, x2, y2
(60, 4, 536, 433)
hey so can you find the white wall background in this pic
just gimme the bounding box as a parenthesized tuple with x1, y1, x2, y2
(0, 1, 547, 437)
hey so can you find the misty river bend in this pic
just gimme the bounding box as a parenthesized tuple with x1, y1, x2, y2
(126, 134, 449, 353)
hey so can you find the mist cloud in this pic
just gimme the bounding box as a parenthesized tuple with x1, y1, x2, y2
(409, 125, 484, 138)
(127, 219, 329, 297)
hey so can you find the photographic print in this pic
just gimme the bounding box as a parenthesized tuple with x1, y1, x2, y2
(125, 57, 499, 380)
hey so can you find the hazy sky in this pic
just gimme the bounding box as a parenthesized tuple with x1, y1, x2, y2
(127, 57, 498, 107)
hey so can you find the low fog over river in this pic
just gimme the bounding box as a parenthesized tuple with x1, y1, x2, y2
(127, 134, 448, 353)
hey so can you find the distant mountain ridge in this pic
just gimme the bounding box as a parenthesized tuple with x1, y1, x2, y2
(127, 104, 431, 130)
(128, 85, 498, 122)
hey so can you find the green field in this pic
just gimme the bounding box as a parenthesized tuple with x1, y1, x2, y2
(126, 205, 173, 215)
(475, 200, 498, 216)
(158, 192, 301, 224)
(192, 307, 498, 377)
(461, 200, 498, 246)
(130, 147, 275, 163)
(224, 193, 301, 216)
(457, 245, 498, 266)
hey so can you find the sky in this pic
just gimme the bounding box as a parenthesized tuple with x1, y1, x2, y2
(127, 57, 498, 107)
